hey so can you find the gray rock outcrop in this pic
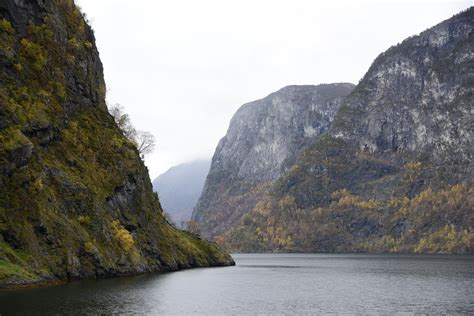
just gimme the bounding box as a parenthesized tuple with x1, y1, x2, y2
(193, 84, 355, 237)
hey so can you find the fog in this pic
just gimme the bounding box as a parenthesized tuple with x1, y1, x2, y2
(77, 0, 471, 178)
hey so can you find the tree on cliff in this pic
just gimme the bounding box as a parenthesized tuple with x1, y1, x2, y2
(109, 104, 155, 156)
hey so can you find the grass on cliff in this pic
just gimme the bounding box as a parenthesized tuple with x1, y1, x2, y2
(0, 260, 36, 283)
(222, 135, 473, 253)
(0, 241, 46, 284)
(0, 0, 231, 286)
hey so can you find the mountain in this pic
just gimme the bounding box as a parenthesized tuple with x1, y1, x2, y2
(193, 83, 356, 238)
(224, 8, 474, 253)
(153, 160, 211, 225)
(0, 0, 232, 287)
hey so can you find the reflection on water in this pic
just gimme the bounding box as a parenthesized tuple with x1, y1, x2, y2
(1, 254, 473, 315)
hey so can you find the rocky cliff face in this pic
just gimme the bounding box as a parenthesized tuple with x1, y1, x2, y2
(0, 0, 232, 287)
(193, 84, 355, 237)
(331, 9, 473, 163)
(278, 7, 473, 208)
(224, 8, 473, 253)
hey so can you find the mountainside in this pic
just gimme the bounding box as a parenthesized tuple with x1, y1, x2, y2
(153, 160, 210, 225)
(224, 8, 474, 253)
(193, 84, 355, 237)
(0, 0, 232, 287)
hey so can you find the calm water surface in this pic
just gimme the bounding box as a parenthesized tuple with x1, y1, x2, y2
(1, 254, 473, 315)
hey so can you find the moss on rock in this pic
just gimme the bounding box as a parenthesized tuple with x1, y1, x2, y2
(0, 0, 233, 288)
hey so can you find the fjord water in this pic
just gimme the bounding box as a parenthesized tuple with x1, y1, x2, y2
(1, 254, 473, 315)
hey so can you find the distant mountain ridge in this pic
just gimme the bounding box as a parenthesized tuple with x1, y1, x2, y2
(153, 160, 210, 225)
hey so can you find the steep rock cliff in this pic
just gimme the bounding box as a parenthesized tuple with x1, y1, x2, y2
(279, 7, 473, 209)
(193, 84, 355, 237)
(0, 0, 233, 287)
(225, 8, 474, 253)
(332, 9, 472, 163)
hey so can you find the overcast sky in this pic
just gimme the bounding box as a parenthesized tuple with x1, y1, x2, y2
(77, 0, 471, 179)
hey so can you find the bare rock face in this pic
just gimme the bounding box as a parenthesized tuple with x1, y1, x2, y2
(312, 7, 474, 202)
(223, 8, 473, 253)
(331, 9, 473, 163)
(193, 84, 355, 237)
(276, 8, 474, 211)
(215, 84, 354, 182)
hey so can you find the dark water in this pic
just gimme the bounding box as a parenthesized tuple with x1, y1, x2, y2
(1, 254, 473, 315)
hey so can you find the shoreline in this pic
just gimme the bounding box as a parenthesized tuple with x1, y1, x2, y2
(0, 260, 235, 290)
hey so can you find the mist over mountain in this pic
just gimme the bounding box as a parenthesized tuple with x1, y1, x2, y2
(153, 160, 211, 225)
